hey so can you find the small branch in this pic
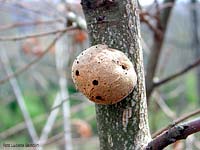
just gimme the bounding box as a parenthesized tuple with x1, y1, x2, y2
(38, 93, 61, 148)
(0, 99, 91, 140)
(55, 34, 72, 150)
(44, 132, 64, 145)
(154, 57, 200, 87)
(12, 2, 64, 20)
(158, 2, 175, 12)
(49, 93, 89, 113)
(0, 27, 76, 85)
(49, 99, 68, 112)
(153, 91, 176, 119)
(152, 108, 200, 138)
(146, 118, 200, 150)
(0, 27, 76, 41)
(0, 50, 38, 143)
(145, 0, 176, 99)
(0, 114, 45, 140)
(140, 14, 163, 39)
(0, 19, 63, 31)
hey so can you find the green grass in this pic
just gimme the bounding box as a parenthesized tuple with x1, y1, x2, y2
(185, 72, 198, 104)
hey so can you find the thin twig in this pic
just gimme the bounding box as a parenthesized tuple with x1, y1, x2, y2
(0, 19, 63, 31)
(152, 108, 200, 138)
(38, 93, 61, 147)
(56, 34, 72, 150)
(0, 114, 45, 140)
(44, 115, 96, 146)
(153, 91, 176, 119)
(49, 99, 68, 112)
(12, 2, 64, 20)
(49, 93, 87, 113)
(44, 132, 64, 145)
(154, 57, 200, 87)
(140, 16, 163, 39)
(0, 27, 76, 41)
(0, 99, 92, 140)
(158, 2, 175, 12)
(145, 0, 175, 99)
(146, 118, 200, 150)
(0, 50, 38, 143)
(0, 27, 76, 85)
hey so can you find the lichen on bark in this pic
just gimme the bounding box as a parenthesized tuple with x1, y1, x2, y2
(81, 0, 151, 149)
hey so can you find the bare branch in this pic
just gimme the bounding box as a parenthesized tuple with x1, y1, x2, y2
(0, 27, 76, 41)
(158, 2, 175, 12)
(44, 132, 64, 145)
(0, 50, 38, 143)
(0, 19, 63, 31)
(0, 27, 76, 85)
(0, 115, 45, 140)
(153, 91, 176, 119)
(12, 1, 64, 20)
(140, 15, 163, 38)
(146, 118, 200, 150)
(152, 108, 200, 138)
(145, 0, 176, 99)
(154, 57, 200, 87)
(49, 93, 89, 112)
(0, 99, 92, 140)
(55, 34, 72, 150)
(38, 93, 61, 146)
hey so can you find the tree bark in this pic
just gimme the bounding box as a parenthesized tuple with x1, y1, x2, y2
(146, 118, 200, 150)
(81, 0, 151, 149)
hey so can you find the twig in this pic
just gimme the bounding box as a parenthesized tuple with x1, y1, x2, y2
(0, 27, 76, 41)
(154, 57, 200, 87)
(146, 118, 200, 150)
(49, 99, 68, 112)
(0, 19, 63, 31)
(38, 93, 61, 147)
(12, 2, 64, 20)
(153, 91, 176, 119)
(0, 99, 92, 140)
(152, 108, 200, 138)
(140, 17, 163, 39)
(49, 93, 88, 113)
(145, 0, 175, 99)
(158, 2, 175, 12)
(56, 34, 72, 150)
(0, 27, 76, 85)
(44, 132, 64, 145)
(0, 50, 38, 143)
(44, 116, 96, 146)
(42, 0, 66, 19)
(0, 114, 45, 140)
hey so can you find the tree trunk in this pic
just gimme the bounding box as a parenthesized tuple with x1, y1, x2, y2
(81, 0, 151, 149)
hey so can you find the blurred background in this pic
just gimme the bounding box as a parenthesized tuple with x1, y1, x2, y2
(0, 0, 200, 149)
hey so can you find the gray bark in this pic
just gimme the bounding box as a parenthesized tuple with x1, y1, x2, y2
(81, 0, 151, 149)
